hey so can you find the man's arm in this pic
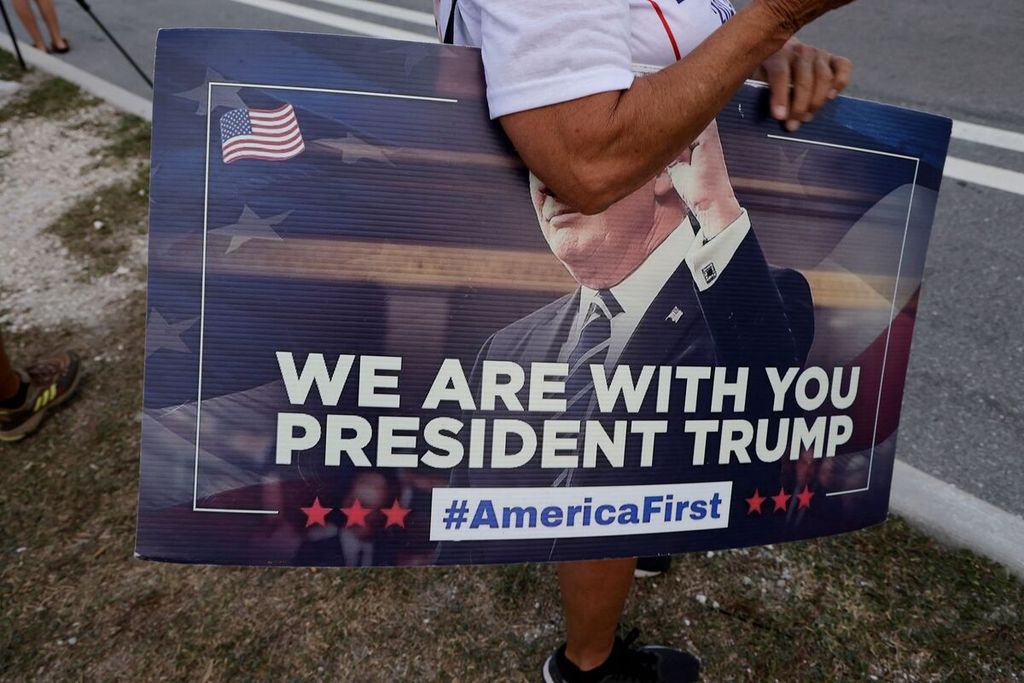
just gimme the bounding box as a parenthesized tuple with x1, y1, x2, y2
(667, 120, 813, 366)
(498, 0, 854, 215)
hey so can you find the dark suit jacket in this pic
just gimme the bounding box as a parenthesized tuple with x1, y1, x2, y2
(447, 227, 814, 562)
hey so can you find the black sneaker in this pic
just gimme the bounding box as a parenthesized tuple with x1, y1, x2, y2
(635, 556, 672, 578)
(0, 350, 81, 442)
(542, 628, 700, 682)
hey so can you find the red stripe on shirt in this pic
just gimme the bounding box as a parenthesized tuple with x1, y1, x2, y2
(646, 0, 682, 62)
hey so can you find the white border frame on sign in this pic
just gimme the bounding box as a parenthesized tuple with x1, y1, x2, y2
(766, 134, 920, 497)
(189, 82, 919, 512)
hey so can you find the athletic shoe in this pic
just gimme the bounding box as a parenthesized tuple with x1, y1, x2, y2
(0, 350, 81, 442)
(635, 556, 672, 578)
(542, 628, 700, 682)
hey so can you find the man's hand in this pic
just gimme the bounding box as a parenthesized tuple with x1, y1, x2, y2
(666, 122, 742, 239)
(754, 38, 852, 132)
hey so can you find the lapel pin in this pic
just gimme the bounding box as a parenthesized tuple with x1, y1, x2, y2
(667, 307, 684, 324)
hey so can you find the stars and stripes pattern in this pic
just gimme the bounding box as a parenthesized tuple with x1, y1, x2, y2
(219, 103, 305, 164)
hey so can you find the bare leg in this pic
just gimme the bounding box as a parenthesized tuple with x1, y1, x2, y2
(32, 0, 66, 50)
(0, 331, 21, 400)
(559, 557, 636, 670)
(10, 0, 47, 50)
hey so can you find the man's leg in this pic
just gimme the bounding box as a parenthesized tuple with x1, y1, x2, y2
(559, 557, 636, 670)
(0, 331, 21, 401)
(32, 0, 66, 50)
(10, 0, 46, 50)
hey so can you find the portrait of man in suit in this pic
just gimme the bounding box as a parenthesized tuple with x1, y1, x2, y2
(456, 121, 816, 562)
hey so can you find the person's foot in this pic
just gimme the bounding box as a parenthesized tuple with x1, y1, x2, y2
(51, 38, 70, 54)
(32, 42, 49, 53)
(635, 555, 672, 578)
(0, 350, 81, 442)
(542, 628, 700, 682)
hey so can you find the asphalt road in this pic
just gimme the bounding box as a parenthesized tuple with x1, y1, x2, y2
(3, 0, 1023, 515)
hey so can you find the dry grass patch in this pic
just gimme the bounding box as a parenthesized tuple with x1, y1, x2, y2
(0, 47, 24, 82)
(45, 167, 149, 279)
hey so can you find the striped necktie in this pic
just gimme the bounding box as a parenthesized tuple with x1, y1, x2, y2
(553, 290, 623, 486)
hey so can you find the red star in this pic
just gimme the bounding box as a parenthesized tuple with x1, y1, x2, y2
(380, 498, 411, 528)
(300, 497, 331, 528)
(339, 498, 372, 528)
(745, 489, 767, 515)
(796, 485, 815, 510)
(771, 487, 791, 513)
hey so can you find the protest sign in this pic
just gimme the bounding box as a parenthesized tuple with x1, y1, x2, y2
(137, 29, 951, 566)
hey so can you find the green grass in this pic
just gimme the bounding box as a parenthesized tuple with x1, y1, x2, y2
(0, 76, 98, 123)
(0, 47, 26, 82)
(44, 167, 149, 279)
(96, 114, 152, 162)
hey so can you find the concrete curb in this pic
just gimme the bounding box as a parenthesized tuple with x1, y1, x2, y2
(0, 34, 151, 120)
(890, 460, 1024, 580)
(4, 34, 1023, 582)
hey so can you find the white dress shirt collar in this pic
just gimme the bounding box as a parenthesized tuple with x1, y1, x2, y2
(562, 217, 695, 366)
(558, 208, 752, 366)
(579, 216, 696, 323)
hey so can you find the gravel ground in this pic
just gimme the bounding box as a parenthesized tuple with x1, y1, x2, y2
(0, 74, 144, 333)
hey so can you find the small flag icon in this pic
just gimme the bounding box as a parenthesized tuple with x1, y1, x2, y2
(220, 103, 304, 164)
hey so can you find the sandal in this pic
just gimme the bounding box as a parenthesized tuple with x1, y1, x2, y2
(51, 39, 70, 54)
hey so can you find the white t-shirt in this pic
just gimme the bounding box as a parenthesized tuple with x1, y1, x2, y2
(434, 0, 735, 118)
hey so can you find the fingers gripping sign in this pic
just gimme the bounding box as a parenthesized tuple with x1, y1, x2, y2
(666, 122, 742, 238)
(757, 38, 853, 132)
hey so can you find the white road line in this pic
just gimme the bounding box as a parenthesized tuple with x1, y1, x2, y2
(6, 28, 1024, 202)
(221, 4, 1024, 167)
(309, 0, 436, 27)
(891, 460, 1024, 580)
(944, 156, 1024, 196)
(768, 134, 1023, 197)
(8, 3, 1024, 160)
(223, 0, 431, 42)
(952, 120, 1024, 154)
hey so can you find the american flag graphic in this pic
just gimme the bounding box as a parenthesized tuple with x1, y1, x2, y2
(219, 103, 305, 164)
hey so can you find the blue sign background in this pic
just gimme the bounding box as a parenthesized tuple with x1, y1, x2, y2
(137, 29, 951, 566)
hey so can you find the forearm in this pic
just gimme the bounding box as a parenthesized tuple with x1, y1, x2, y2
(500, 2, 793, 215)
